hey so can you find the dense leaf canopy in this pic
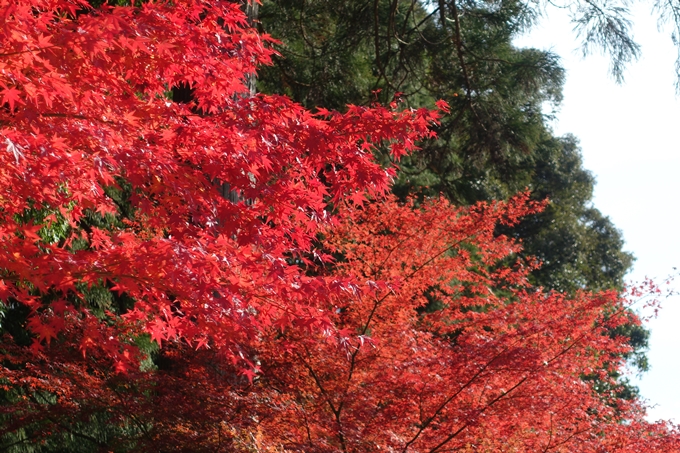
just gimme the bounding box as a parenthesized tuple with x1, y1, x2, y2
(0, 0, 676, 451)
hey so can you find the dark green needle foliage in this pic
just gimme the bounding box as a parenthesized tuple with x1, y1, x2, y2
(258, 0, 632, 295)
(258, 0, 648, 392)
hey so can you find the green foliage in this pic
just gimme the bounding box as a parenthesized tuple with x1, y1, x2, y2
(259, 0, 630, 294)
(258, 0, 427, 108)
(257, 0, 648, 398)
(496, 135, 634, 293)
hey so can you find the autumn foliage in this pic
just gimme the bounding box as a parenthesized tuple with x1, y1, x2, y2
(0, 0, 678, 451)
(0, 0, 436, 361)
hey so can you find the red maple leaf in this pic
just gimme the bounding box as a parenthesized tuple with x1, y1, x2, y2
(1, 87, 24, 112)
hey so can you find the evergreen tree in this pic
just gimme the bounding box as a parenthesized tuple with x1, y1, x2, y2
(258, 0, 634, 295)
(257, 0, 647, 383)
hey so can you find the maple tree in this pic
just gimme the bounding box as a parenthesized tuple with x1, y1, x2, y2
(238, 195, 678, 452)
(0, 0, 435, 447)
(0, 0, 436, 363)
(0, 0, 678, 451)
(4, 193, 677, 451)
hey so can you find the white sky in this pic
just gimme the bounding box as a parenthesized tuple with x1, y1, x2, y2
(514, 3, 680, 422)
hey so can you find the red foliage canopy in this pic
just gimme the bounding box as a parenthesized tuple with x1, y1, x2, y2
(251, 195, 677, 452)
(0, 0, 436, 366)
(0, 0, 678, 451)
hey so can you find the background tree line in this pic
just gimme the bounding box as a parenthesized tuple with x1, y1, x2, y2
(257, 0, 646, 370)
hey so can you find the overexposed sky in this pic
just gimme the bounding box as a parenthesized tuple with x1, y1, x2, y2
(514, 3, 680, 422)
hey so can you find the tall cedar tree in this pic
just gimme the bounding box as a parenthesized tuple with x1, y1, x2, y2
(256, 0, 645, 379)
(257, 0, 634, 294)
